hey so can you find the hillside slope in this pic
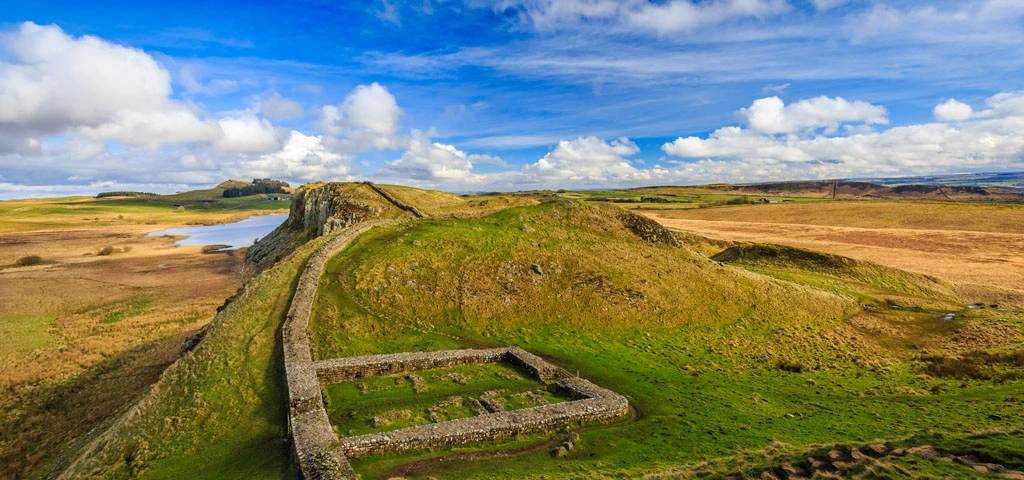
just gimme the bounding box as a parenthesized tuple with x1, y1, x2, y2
(305, 200, 1023, 479)
(58, 237, 331, 479)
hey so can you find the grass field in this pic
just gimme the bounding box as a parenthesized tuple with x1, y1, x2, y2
(0, 187, 287, 479)
(0, 186, 288, 234)
(304, 199, 1024, 478)
(555, 186, 828, 210)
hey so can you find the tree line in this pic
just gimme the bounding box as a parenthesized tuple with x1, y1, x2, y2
(223, 178, 291, 198)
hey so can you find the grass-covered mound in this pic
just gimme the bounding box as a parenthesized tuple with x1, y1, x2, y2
(711, 243, 957, 302)
(375, 183, 538, 217)
(311, 201, 855, 365)
(245, 182, 535, 269)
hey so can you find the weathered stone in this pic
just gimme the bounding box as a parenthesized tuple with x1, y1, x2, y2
(907, 445, 940, 459)
(866, 444, 889, 456)
(781, 462, 805, 477)
(828, 448, 847, 461)
(407, 374, 428, 393)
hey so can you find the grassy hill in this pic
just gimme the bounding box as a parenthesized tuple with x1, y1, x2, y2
(55, 184, 1024, 479)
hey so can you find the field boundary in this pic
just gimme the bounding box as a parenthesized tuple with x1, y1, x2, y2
(283, 223, 629, 480)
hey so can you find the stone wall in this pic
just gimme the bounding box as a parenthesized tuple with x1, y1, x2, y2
(315, 348, 510, 385)
(504, 346, 565, 381)
(363, 181, 427, 218)
(333, 376, 629, 458)
(284, 222, 387, 480)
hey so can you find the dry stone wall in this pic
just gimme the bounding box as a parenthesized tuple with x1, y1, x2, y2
(363, 181, 427, 218)
(284, 222, 629, 480)
(333, 375, 628, 458)
(284, 222, 387, 480)
(314, 348, 509, 384)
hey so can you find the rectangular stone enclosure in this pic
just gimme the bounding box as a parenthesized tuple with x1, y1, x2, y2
(318, 347, 630, 459)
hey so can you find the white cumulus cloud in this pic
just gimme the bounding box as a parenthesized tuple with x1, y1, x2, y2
(243, 131, 352, 181)
(523, 136, 649, 184)
(0, 22, 174, 132)
(214, 115, 281, 153)
(662, 92, 1024, 181)
(381, 130, 505, 185)
(738, 96, 888, 135)
(320, 82, 403, 150)
(934, 98, 974, 121)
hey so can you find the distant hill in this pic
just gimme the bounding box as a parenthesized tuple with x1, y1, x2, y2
(690, 180, 1024, 201)
(862, 171, 1024, 191)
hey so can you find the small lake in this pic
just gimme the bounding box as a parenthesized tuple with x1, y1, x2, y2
(148, 213, 287, 250)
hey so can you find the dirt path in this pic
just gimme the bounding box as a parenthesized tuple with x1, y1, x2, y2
(643, 213, 1024, 292)
(384, 405, 639, 479)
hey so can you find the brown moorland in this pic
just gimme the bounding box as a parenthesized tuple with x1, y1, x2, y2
(641, 201, 1024, 306)
(0, 194, 284, 479)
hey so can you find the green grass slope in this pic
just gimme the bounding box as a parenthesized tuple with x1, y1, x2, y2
(374, 183, 538, 217)
(60, 237, 334, 479)
(305, 200, 1024, 479)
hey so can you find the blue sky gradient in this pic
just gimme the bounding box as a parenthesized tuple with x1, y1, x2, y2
(2, 0, 1024, 197)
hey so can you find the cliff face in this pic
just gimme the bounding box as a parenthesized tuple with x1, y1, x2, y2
(246, 183, 414, 269)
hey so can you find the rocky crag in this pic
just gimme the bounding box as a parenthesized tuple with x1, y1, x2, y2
(246, 182, 424, 269)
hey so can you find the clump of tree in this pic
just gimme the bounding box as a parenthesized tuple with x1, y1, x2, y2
(96, 191, 157, 198)
(15, 255, 44, 266)
(222, 178, 290, 198)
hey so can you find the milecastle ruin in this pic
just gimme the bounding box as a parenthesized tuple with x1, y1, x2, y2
(282, 220, 630, 479)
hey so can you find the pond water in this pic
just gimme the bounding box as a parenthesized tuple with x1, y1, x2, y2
(148, 213, 287, 250)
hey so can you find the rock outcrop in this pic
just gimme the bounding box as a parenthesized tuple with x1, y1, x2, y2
(246, 183, 418, 269)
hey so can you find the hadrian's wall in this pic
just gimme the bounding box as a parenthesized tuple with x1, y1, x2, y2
(284, 222, 387, 480)
(363, 181, 427, 218)
(283, 222, 630, 480)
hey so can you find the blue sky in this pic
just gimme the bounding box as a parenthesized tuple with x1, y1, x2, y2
(1, 0, 1024, 198)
